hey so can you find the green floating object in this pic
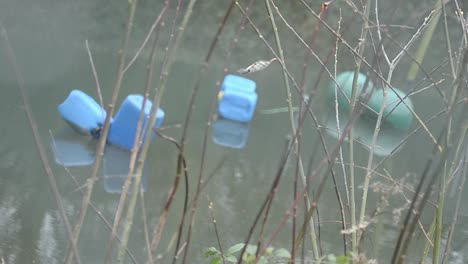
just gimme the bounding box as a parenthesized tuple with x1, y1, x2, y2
(367, 88, 413, 130)
(328, 71, 374, 110)
(328, 71, 413, 130)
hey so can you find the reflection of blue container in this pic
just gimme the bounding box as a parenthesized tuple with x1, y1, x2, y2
(50, 128, 95, 167)
(103, 146, 147, 193)
(218, 74, 257, 122)
(58, 90, 108, 138)
(212, 118, 249, 149)
(108, 95, 165, 151)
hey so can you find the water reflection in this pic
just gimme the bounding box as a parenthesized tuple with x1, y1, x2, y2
(36, 212, 59, 264)
(103, 145, 148, 194)
(324, 107, 409, 157)
(0, 198, 20, 264)
(50, 127, 95, 167)
(212, 118, 250, 149)
(50, 131, 147, 193)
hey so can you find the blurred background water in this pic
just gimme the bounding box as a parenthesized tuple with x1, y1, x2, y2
(0, 0, 467, 263)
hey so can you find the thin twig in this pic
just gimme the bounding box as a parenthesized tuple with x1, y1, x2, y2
(180, 2, 237, 263)
(66, 0, 139, 262)
(104, 4, 168, 262)
(147, 0, 196, 257)
(208, 199, 227, 264)
(123, 4, 169, 74)
(0, 23, 81, 264)
(85, 39, 104, 110)
(442, 136, 467, 263)
(49, 131, 138, 264)
(265, 0, 320, 259)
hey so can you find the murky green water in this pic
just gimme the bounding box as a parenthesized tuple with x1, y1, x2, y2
(1, 0, 467, 263)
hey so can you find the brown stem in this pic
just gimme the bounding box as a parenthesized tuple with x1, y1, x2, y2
(104, 4, 168, 263)
(0, 23, 82, 264)
(179, 2, 237, 263)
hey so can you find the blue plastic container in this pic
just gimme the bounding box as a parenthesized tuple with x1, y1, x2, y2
(58, 90, 108, 137)
(218, 74, 257, 122)
(108, 95, 165, 151)
(103, 146, 147, 193)
(212, 118, 249, 149)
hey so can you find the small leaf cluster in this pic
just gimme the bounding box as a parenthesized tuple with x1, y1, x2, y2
(204, 243, 291, 264)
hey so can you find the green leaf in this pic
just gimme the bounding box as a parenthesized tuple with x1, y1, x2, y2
(209, 257, 221, 264)
(225, 255, 237, 263)
(326, 254, 337, 264)
(204, 247, 220, 258)
(242, 254, 255, 264)
(265, 247, 274, 256)
(228, 243, 245, 255)
(335, 255, 350, 264)
(245, 244, 257, 255)
(257, 256, 267, 264)
(274, 248, 291, 259)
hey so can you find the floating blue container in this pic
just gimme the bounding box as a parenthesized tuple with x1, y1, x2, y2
(58, 90, 108, 137)
(50, 127, 95, 167)
(103, 146, 147, 193)
(218, 74, 257, 123)
(108, 95, 165, 151)
(212, 118, 249, 149)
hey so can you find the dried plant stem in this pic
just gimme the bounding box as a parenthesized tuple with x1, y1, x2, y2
(346, 0, 371, 252)
(85, 39, 104, 110)
(294, 1, 337, 258)
(104, 4, 168, 263)
(419, 220, 436, 264)
(433, 40, 468, 263)
(360, 0, 440, 236)
(153, 129, 189, 264)
(237, 137, 299, 264)
(433, 160, 447, 263)
(181, 2, 236, 263)
(49, 131, 138, 263)
(433, 47, 468, 264)
(254, 196, 275, 260)
(235, 2, 355, 259)
(208, 200, 227, 264)
(395, 43, 468, 261)
(145, 0, 197, 256)
(123, 4, 169, 74)
(116, 0, 192, 260)
(63, 0, 139, 262)
(300, 0, 441, 149)
(333, 10, 350, 243)
(407, 0, 443, 80)
(442, 133, 467, 264)
(140, 191, 154, 264)
(280, 99, 372, 256)
(264, 0, 319, 260)
(394, 134, 448, 263)
(1, 23, 81, 264)
(441, 0, 456, 80)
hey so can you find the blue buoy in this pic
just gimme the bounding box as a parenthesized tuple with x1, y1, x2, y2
(108, 95, 165, 151)
(217, 74, 257, 123)
(212, 118, 250, 149)
(58, 90, 108, 138)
